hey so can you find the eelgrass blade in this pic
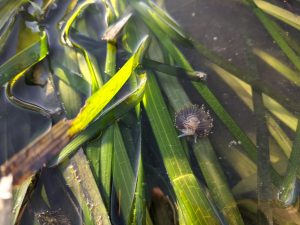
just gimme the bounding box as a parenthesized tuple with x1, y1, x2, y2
(0, 0, 28, 31)
(192, 38, 299, 112)
(266, 115, 292, 158)
(60, 0, 103, 93)
(253, 89, 273, 224)
(134, 1, 190, 45)
(54, 64, 90, 96)
(156, 70, 244, 225)
(55, 47, 82, 119)
(232, 174, 257, 197)
(253, 48, 300, 87)
(1, 48, 148, 184)
(111, 123, 141, 224)
(11, 177, 34, 224)
(104, 39, 117, 79)
(132, 0, 299, 113)
(68, 36, 149, 135)
(137, 2, 286, 189)
(275, 24, 300, 57)
(143, 58, 206, 82)
(208, 61, 293, 177)
(209, 63, 298, 132)
(253, 0, 300, 31)
(60, 149, 111, 225)
(0, 16, 16, 53)
(0, 31, 48, 86)
(131, 159, 146, 225)
(85, 127, 114, 208)
(278, 117, 300, 205)
(109, 0, 126, 18)
(60, 0, 96, 47)
(193, 140, 244, 225)
(132, 1, 258, 164)
(143, 71, 220, 224)
(84, 5, 117, 209)
(49, 73, 147, 166)
(243, 0, 300, 76)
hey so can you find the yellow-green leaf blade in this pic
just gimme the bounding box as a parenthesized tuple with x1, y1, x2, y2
(68, 36, 149, 135)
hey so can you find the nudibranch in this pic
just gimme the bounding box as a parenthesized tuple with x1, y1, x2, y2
(175, 104, 213, 143)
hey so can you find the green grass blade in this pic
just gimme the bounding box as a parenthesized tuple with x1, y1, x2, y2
(49, 74, 147, 167)
(134, 1, 189, 45)
(11, 177, 33, 224)
(0, 0, 28, 31)
(52, 45, 83, 119)
(254, 0, 300, 31)
(278, 117, 300, 205)
(68, 36, 149, 135)
(111, 123, 140, 224)
(134, 0, 299, 114)
(266, 115, 292, 158)
(209, 63, 298, 131)
(244, 1, 300, 75)
(0, 31, 48, 86)
(84, 5, 117, 210)
(0, 16, 16, 53)
(133, 1, 259, 163)
(60, 0, 95, 46)
(60, 149, 111, 225)
(122, 13, 149, 53)
(54, 65, 91, 96)
(193, 139, 245, 225)
(208, 62, 294, 179)
(155, 68, 244, 225)
(131, 159, 146, 225)
(136, 2, 285, 187)
(253, 89, 273, 224)
(109, 0, 126, 17)
(85, 126, 114, 209)
(253, 48, 300, 87)
(143, 71, 220, 225)
(192, 38, 299, 112)
(143, 58, 206, 82)
(60, 0, 103, 93)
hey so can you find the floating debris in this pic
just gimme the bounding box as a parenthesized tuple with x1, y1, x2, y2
(175, 104, 213, 143)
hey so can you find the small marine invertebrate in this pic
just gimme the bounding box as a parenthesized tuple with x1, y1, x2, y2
(175, 104, 213, 143)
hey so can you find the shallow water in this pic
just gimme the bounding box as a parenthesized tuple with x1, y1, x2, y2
(1, 0, 300, 224)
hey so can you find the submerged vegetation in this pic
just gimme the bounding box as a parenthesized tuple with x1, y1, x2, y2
(1, 0, 300, 224)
